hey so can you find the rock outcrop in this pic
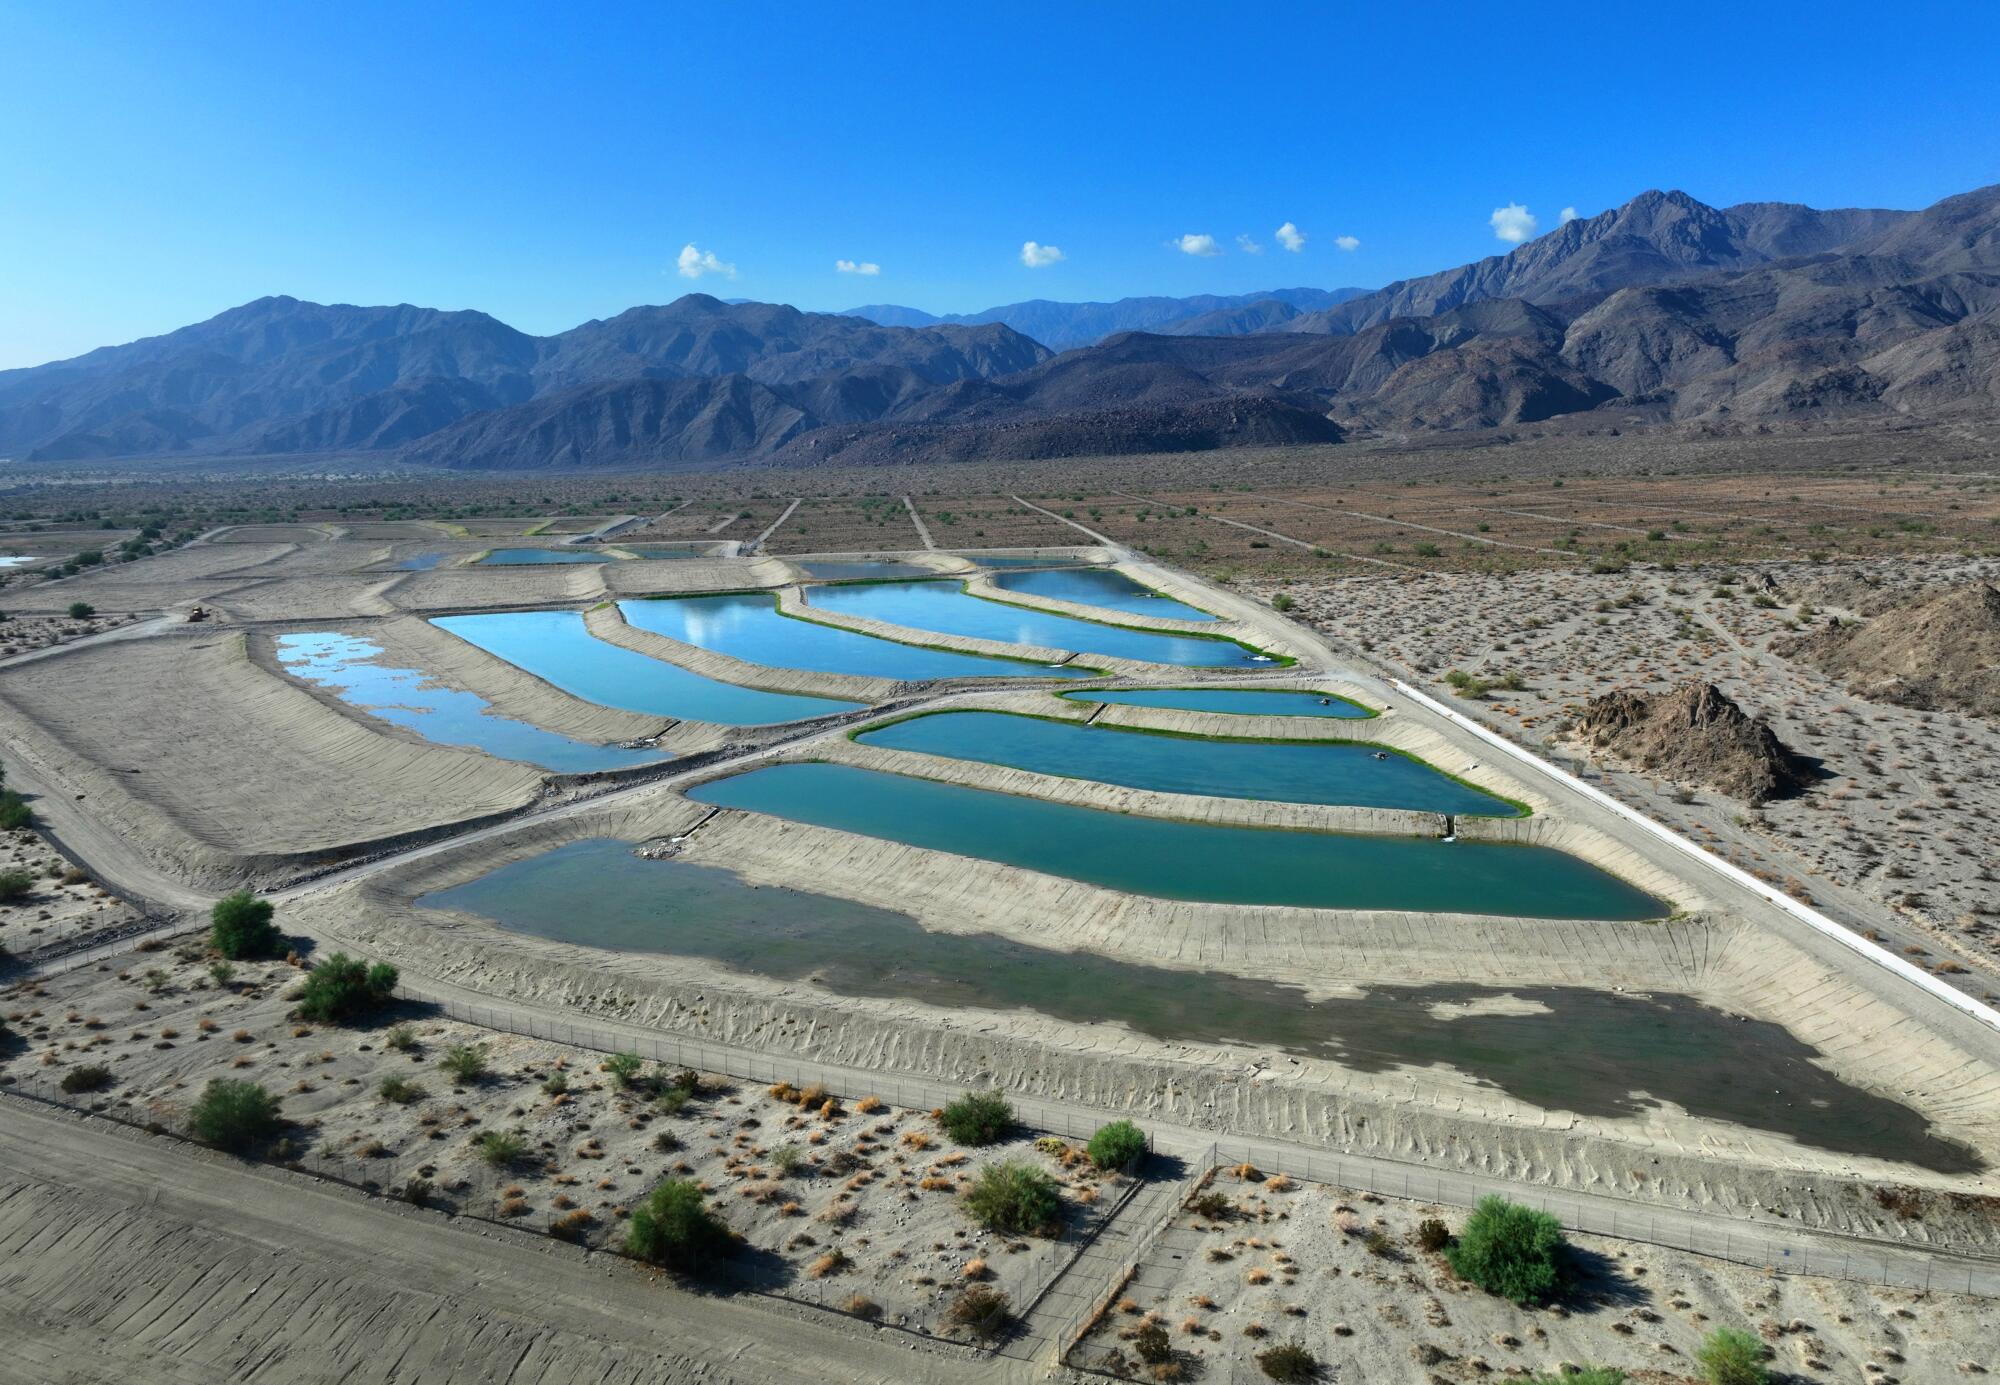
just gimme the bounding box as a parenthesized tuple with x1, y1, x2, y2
(1574, 681, 1815, 803)
(1777, 582, 2000, 718)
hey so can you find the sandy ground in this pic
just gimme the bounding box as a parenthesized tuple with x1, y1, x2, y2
(1249, 555, 2000, 998)
(1075, 1168, 1997, 1383)
(1, 939, 1128, 1339)
(0, 825, 137, 956)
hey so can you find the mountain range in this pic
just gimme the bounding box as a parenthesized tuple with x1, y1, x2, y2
(5, 182, 1998, 471)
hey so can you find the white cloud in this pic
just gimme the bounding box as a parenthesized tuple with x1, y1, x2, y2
(1333, 234, 1361, 252)
(1489, 203, 1538, 243)
(1019, 240, 1064, 268)
(1275, 221, 1306, 253)
(1175, 233, 1223, 257)
(1558, 206, 1580, 225)
(835, 259, 881, 276)
(1236, 233, 1264, 255)
(676, 243, 737, 279)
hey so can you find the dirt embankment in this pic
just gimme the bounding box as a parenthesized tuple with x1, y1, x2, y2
(1776, 581, 2000, 718)
(1573, 680, 1816, 804)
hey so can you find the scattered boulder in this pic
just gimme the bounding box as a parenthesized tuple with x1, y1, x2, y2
(1574, 681, 1815, 803)
(1776, 582, 2000, 718)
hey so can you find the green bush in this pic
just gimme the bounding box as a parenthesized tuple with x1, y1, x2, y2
(1257, 1341, 1320, 1381)
(60, 1062, 113, 1094)
(605, 1051, 644, 1088)
(476, 1130, 527, 1166)
(291, 952, 397, 1022)
(1132, 1321, 1173, 1364)
(1696, 1328, 1771, 1385)
(385, 1024, 418, 1052)
(1444, 1195, 1567, 1305)
(188, 1079, 282, 1151)
(378, 1076, 424, 1105)
(210, 892, 280, 959)
(0, 868, 33, 902)
(939, 1090, 1013, 1145)
(1085, 1119, 1146, 1171)
(1270, 592, 1295, 612)
(625, 1178, 733, 1272)
(963, 1160, 1061, 1235)
(440, 1044, 487, 1083)
(0, 791, 33, 831)
(67, 602, 95, 619)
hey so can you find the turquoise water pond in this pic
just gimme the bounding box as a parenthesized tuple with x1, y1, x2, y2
(992, 567, 1218, 622)
(431, 611, 863, 724)
(807, 579, 1267, 667)
(619, 594, 1097, 681)
(689, 762, 1660, 919)
(422, 839, 1978, 1173)
(476, 547, 610, 565)
(276, 631, 662, 773)
(1059, 687, 1374, 719)
(856, 711, 1514, 815)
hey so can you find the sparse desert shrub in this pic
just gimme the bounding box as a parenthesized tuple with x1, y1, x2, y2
(1271, 593, 1294, 612)
(963, 1160, 1061, 1235)
(1190, 1191, 1232, 1220)
(1133, 1321, 1174, 1364)
(770, 1142, 806, 1175)
(0, 791, 31, 830)
(291, 952, 397, 1022)
(945, 1284, 1012, 1339)
(1445, 1195, 1566, 1305)
(440, 1044, 487, 1083)
(1696, 1328, 1772, 1385)
(1362, 1229, 1394, 1257)
(207, 960, 236, 987)
(1414, 1217, 1451, 1252)
(1525, 1370, 1627, 1384)
(1086, 1119, 1147, 1171)
(60, 1062, 113, 1094)
(378, 1075, 423, 1105)
(401, 1178, 433, 1207)
(841, 1293, 880, 1319)
(541, 1070, 569, 1096)
(385, 1024, 418, 1052)
(548, 1208, 595, 1242)
(477, 1130, 528, 1167)
(807, 1248, 851, 1278)
(0, 868, 34, 902)
(188, 1079, 281, 1151)
(605, 1051, 644, 1088)
(625, 1178, 733, 1273)
(939, 1090, 1013, 1145)
(210, 892, 280, 960)
(1256, 1341, 1319, 1381)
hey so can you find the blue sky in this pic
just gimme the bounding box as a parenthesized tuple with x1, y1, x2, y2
(4, 0, 1998, 368)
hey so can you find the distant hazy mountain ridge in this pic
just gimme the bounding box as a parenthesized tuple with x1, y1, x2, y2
(7, 182, 1999, 470)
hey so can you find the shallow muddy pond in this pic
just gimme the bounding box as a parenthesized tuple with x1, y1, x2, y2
(392, 552, 449, 571)
(1059, 687, 1373, 718)
(276, 631, 663, 773)
(688, 762, 1658, 919)
(619, 594, 1097, 681)
(807, 579, 1267, 667)
(992, 567, 1218, 622)
(475, 547, 609, 565)
(962, 554, 1077, 568)
(619, 543, 716, 560)
(422, 838, 1978, 1173)
(857, 711, 1516, 815)
(432, 611, 863, 724)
